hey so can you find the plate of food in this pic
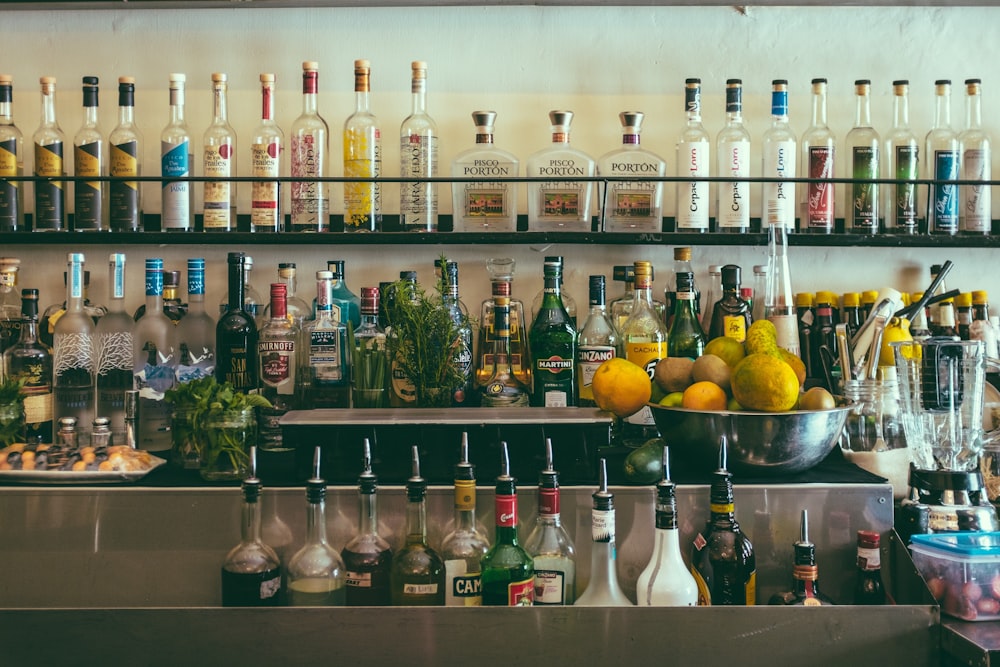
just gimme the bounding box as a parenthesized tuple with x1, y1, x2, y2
(0, 442, 166, 483)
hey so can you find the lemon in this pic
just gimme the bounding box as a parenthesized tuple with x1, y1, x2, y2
(731, 352, 800, 412)
(591, 358, 653, 418)
(704, 336, 746, 368)
(879, 317, 913, 367)
(745, 320, 781, 357)
(658, 391, 684, 407)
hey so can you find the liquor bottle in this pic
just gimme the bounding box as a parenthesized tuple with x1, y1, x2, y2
(597, 111, 666, 233)
(344, 59, 381, 233)
(927, 80, 961, 235)
(441, 433, 490, 606)
(290, 61, 329, 232)
(620, 260, 668, 445)
(797, 293, 816, 379)
(175, 258, 216, 384)
(529, 257, 577, 407)
(716, 79, 751, 234)
(937, 298, 959, 338)
(443, 262, 474, 406)
(576, 459, 631, 606)
(399, 61, 438, 232)
(216, 252, 258, 394)
(3, 289, 53, 443)
(160, 73, 192, 232)
(73, 76, 104, 231)
(481, 442, 534, 606)
(764, 220, 801, 355)
(577, 275, 618, 407)
(218, 255, 263, 323)
(261, 263, 310, 332)
(524, 438, 577, 605)
(761, 79, 796, 231)
(451, 110, 519, 232)
(0, 75, 24, 232)
(842, 292, 863, 340)
(52, 253, 96, 431)
(40, 269, 106, 349)
(221, 447, 282, 607)
(530, 256, 577, 327)
(701, 265, 722, 332)
(854, 530, 886, 605)
(480, 285, 531, 407)
(203, 72, 236, 232)
(960, 79, 991, 235)
(750, 265, 768, 323)
(33, 76, 66, 232)
(95, 253, 133, 438)
(303, 270, 350, 408)
(636, 446, 698, 606)
(971, 291, 999, 358)
(342, 438, 394, 606)
(108, 76, 141, 232)
(768, 510, 833, 606)
(258, 284, 298, 411)
(526, 110, 596, 231)
(610, 264, 635, 332)
(885, 80, 920, 234)
(810, 298, 837, 373)
(846, 79, 880, 234)
(475, 258, 531, 390)
(691, 441, 756, 606)
(135, 270, 186, 323)
(351, 287, 388, 408)
(709, 265, 751, 343)
(386, 271, 418, 408)
(287, 447, 346, 606)
(801, 78, 836, 233)
(320, 260, 362, 330)
(957, 292, 974, 340)
(668, 271, 705, 359)
(251, 73, 282, 233)
(675, 78, 710, 232)
(664, 246, 699, 327)
(133, 258, 176, 456)
(0, 257, 20, 368)
(391, 446, 446, 605)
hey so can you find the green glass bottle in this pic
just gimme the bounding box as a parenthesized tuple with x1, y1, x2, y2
(390, 446, 445, 606)
(667, 271, 705, 360)
(481, 442, 535, 606)
(529, 257, 577, 407)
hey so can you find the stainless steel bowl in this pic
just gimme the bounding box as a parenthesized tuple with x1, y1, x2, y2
(647, 402, 851, 476)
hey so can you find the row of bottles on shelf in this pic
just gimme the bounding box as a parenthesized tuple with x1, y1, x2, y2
(0, 70, 993, 235)
(222, 436, 887, 608)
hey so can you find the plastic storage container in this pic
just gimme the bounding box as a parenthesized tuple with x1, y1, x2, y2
(910, 531, 1000, 621)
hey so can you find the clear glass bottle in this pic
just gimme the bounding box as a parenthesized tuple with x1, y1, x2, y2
(481, 442, 535, 606)
(33, 76, 66, 232)
(221, 447, 282, 607)
(0, 75, 24, 232)
(801, 78, 836, 233)
(248, 73, 282, 233)
(675, 78, 710, 232)
(287, 446, 346, 606)
(351, 287, 388, 408)
(444, 262, 475, 407)
(399, 61, 438, 232)
(324, 259, 361, 330)
(0, 257, 20, 365)
(73, 76, 104, 231)
(216, 252, 258, 394)
(751, 264, 768, 323)
(577, 275, 618, 407)
(529, 257, 577, 407)
(668, 271, 705, 360)
(846, 80, 880, 234)
(262, 263, 310, 332)
(108, 76, 141, 232)
(960, 78, 991, 235)
(344, 59, 381, 233)
(441, 433, 490, 606)
(133, 258, 176, 457)
(620, 260, 668, 445)
(768, 509, 834, 606)
(3, 288, 53, 444)
(716, 79, 751, 234)
(701, 265, 722, 332)
(290, 61, 329, 233)
(52, 253, 96, 431)
(342, 438, 394, 606)
(709, 265, 751, 344)
(576, 459, 631, 606)
(452, 110, 519, 232)
(927, 79, 961, 235)
(636, 446, 698, 606)
(761, 79, 796, 231)
(175, 258, 216, 384)
(609, 264, 635, 333)
(526, 110, 596, 231)
(258, 283, 298, 411)
(95, 253, 133, 439)
(764, 223, 801, 355)
(202, 72, 236, 232)
(480, 287, 530, 407)
(391, 446, 446, 605)
(303, 270, 350, 408)
(524, 438, 577, 606)
(885, 80, 920, 234)
(597, 111, 666, 233)
(476, 258, 531, 390)
(160, 73, 192, 232)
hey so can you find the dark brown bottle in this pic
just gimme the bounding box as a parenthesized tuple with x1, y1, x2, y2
(853, 530, 886, 605)
(708, 264, 751, 344)
(341, 439, 393, 606)
(216, 252, 258, 393)
(768, 509, 835, 606)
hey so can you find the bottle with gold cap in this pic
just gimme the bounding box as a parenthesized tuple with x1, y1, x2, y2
(290, 61, 329, 232)
(0, 75, 24, 232)
(796, 292, 816, 380)
(815, 289, 839, 326)
(203, 72, 236, 232)
(526, 110, 596, 232)
(109, 76, 142, 232)
(33, 75, 67, 231)
(400, 61, 438, 232)
(842, 292, 862, 340)
(959, 79, 991, 235)
(620, 260, 668, 445)
(344, 59, 381, 233)
(860, 290, 879, 321)
(250, 73, 282, 233)
(956, 292, 974, 339)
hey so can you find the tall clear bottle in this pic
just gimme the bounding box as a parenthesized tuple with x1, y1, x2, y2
(33, 76, 66, 232)
(960, 78, 991, 235)
(202, 73, 236, 232)
(577, 275, 618, 407)
(290, 61, 329, 233)
(262, 263, 310, 333)
(481, 442, 535, 606)
(95, 253, 133, 438)
(801, 78, 836, 233)
(109, 76, 142, 232)
(524, 438, 577, 606)
(73, 76, 104, 231)
(764, 221, 800, 355)
(52, 253, 96, 431)
(250, 73, 282, 233)
(761, 79, 796, 231)
(0, 75, 24, 232)
(3, 289, 53, 443)
(133, 258, 176, 457)
(441, 433, 490, 606)
(675, 78, 710, 233)
(399, 61, 438, 232)
(160, 73, 191, 232)
(391, 446, 446, 605)
(620, 260, 669, 446)
(576, 459, 631, 606)
(175, 258, 215, 384)
(846, 80, 880, 233)
(597, 111, 666, 233)
(885, 80, 920, 234)
(451, 111, 519, 232)
(526, 110, 596, 231)
(303, 270, 350, 408)
(216, 252, 258, 394)
(444, 261, 474, 406)
(342, 439, 394, 606)
(344, 59, 381, 233)
(927, 80, 961, 235)
(716, 79, 751, 234)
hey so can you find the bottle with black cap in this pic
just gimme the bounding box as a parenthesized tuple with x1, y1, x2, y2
(576, 458, 631, 606)
(524, 438, 577, 605)
(708, 264, 751, 344)
(441, 432, 490, 606)
(342, 438, 393, 606)
(391, 445, 445, 605)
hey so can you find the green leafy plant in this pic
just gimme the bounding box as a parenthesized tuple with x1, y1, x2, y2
(0, 377, 25, 447)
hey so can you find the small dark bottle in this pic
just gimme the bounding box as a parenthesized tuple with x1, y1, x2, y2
(768, 509, 835, 606)
(667, 271, 706, 359)
(810, 299, 837, 382)
(216, 252, 258, 393)
(853, 530, 886, 605)
(341, 438, 394, 606)
(842, 292, 862, 340)
(796, 292, 816, 380)
(708, 264, 751, 343)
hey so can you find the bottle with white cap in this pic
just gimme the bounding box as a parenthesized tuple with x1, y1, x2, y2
(160, 73, 192, 232)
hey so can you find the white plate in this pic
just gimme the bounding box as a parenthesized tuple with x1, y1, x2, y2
(0, 455, 166, 484)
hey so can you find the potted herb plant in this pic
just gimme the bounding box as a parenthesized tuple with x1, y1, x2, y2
(0, 377, 25, 448)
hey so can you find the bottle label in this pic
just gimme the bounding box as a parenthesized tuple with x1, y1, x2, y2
(763, 140, 796, 229)
(461, 184, 510, 220)
(538, 487, 560, 516)
(290, 133, 327, 229)
(745, 570, 757, 605)
(537, 187, 582, 220)
(932, 149, 960, 232)
(769, 314, 800, 356)
(399, 134, 439, 225)
(309, 330, 344, 383)
(402, 583, 439, 595)
(34, 141, 64, 228)
(251, 141, 280, 230)
(344, 127, 382, 229)
(0, 138, 19, 228)
(850, 146, 878, 229)
(806, 145, 835, 229)
(23, 391, 53, 426)
(161, 140, 190, 230)
(390, 353, 416, 402)
(221, 348, 253, 391)
(718, 140, 750, 230)
(963, 148, 991, 232)
(259, 340, 296, 395)
(533, 570, 565, 605)
(445, 561, 482, 606)
(857, 546, 881, 570)
(110, 140, 139, 229)
(625, 340, 666, 426)
(723, 315, 747, 343)
(494, 493, 517, 527)
(676, 140, 709, 230)
(203, 143, 233, 229)
(691, 562, 711, 606)
(893, 145, 919, 230)
(53, 333, 95, 377)
(74, 141, 102, 228)
(592, 508, 614, 543)
(346, 571, 372, 588)
(506, 577, 535, 606)
(577, 345, 615, 402)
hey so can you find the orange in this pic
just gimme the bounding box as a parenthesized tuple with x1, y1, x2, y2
(681, 381, 729, 411)
(778, 349, 807, 388)
(703, 336, 746, 368)
(591, 358, 653, 418)
(731, 353, 800, 412)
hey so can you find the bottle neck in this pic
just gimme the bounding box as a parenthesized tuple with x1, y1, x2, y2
(359, 310, 381, 331)
(793, 565, 821, 597)
(771, 88, 789, 125)
(622, 132, 640, 146)
(40, 85, 57, 126)
(169, 86, 185, 125)
(66, 264, 85, 313)
(811, 88, 827, 126)
(17, 316, 38, 344)
(632, 277, 654, 308)
(476, 131, 494, 145)
(280, 273, 298, 298)
(83, 104, 99, 129)
(261, 83, 275, 122)
(494, 489, 520, 546)
(117, 102, 134, 127)
(212, 84, 228, 124)
(228, 261, 245, 312)
(935, 90, 952, 129)
(355, 88, 371, 115)
(967, 90, 983, 130)
(893, 91, 910, 129)
(241, 498, 263, 546)
(270, 294, 287, 322)
(404, 497, 429, 546)
(359, 490, 379, 536)
(492, 303, 514, 370)
(855, 92, 872, 128)
(0, 86, 12, 123)
(301, 71, 319, 115)
(410, 79, 427, 116)
(306, 498, 329, 546)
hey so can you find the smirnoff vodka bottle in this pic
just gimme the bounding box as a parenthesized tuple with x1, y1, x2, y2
(160, 74, 192, 232)
(451, 111, 519, 232)
(885, 80, 919, 233)
(845, 80, 880, 234)
(716, 79, 751, 234)
(926, 80, 960, 235)
(526, 110, 595, 232)
(960, 78, 991, 235)
(290, 62, 329, 232)
(399, 61, 438, 232)
(73, 76, 104, 231)
(597, 111, 665, 233)
(801, 78, 835, 233)
(761, 80, 796, 230)
(675, 78, 710, 232)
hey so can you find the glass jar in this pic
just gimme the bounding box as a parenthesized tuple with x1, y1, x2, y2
(170, 406, 202, 470)
(200, 407, 257, 481)
(0, 400, 24, 447)
(840, 373, 911, 499)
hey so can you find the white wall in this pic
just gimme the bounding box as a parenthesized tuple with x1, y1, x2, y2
(2, 4, 998, 315)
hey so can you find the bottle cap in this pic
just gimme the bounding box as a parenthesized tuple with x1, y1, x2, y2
(956, 292, 973, 308)
(618, 111, 643, 133)
(721, 264, 741, 287)
(861, 290, 878, 305)
(211, 72, 227, 83)
(399, 270, 417, 282)
(305, 446, 326, 503)
(0, 75, 12, 85)
(674, 247, 692, 261)
(302, 61, 319, 71)
(740, 287, 753, 301)
(82, 75, 98, 86)
(39, 76, 56, 85)
(796, 292, 814, 308)
(354, 59, 371, 71)
(360, 286, 380, 313)
(492, 280, 511, 298)
(753, 264, 768, 276)
(327, 259, 345, 277)
(708, 264, 721, 275)
(612, 265, 634, 283)
(168, 73, 185, 84)
(359, 438, 378, 494)
(270, 283, 287, 299)
(226, 251, 245, 264)
(259, 73, 275, 83)
(454, 432, 475, 483)
(472, 110, 498, 132)
(588, 275, 605, 306)
(163, 270, 181, 288)
(857, 530, 880, 549)
(407, 445, 427, 501)
(548, 110, 574, 130)
(815, 290, 837, 307)
(973, 290, 990, 305)
(677, 272, 695, 293)
(842, 292, 860, 308)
